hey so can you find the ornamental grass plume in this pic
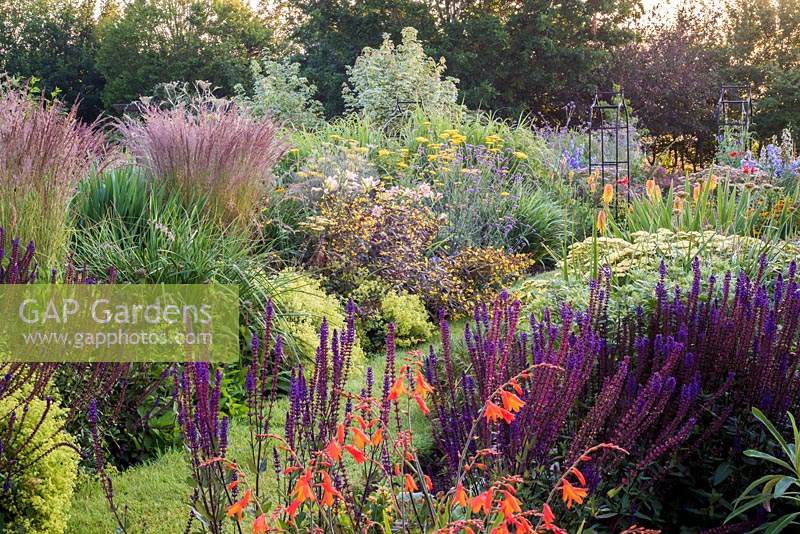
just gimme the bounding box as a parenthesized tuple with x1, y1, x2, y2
(0, 84, 110, 267)
(117, 96, 289, 228)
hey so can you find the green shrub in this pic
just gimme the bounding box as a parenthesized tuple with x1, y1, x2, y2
(343, 27, 459, 127)
(235, 58, 324, 130)
(269, 269, 365, 364)
(381, 291, 434, 348)
(0, 389, 79, 534)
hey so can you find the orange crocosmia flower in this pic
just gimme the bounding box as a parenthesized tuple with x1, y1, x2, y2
(543, 502, 556, 525)
(500, 491, 522, 519)
(511, 516, 534, 534)
(227, 479, 239, 491)
(484, 400, 515, 424)
(388, 376, 407, 401)
(371, 428, 383, 446)
(561, 480, 588, 509)
(570, 467, 587, 486)
(692, 182, 701, 202)
(508, 378, 523, 395)
(320, 471, 341, 507)
(453, 483, 468, 507)
(602, 183, 614, 204)
(470, 489, 493, 515)
(226, 489, 252, 521)
(344, 444, 366, 464)
(424, 474, 433, 491)
(252, 513, 268, 534)
(292, 470, 315, 504)
(414, 370, 433, 397)
(324, 438, 342, 462)
(404, 474, 418, 492)
(499, 389, 525, 413)
(286, 497, 302, 519)
(413, 393, 431, 415)
(351, 427, 370, 450)
(336, 423, 345, 443)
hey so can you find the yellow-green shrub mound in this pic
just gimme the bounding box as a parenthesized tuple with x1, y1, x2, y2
(270, 269, 365, 365)
(0, 389, 79, 534)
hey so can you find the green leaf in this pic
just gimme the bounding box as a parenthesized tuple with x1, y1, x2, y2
(753, 407, 792, 460)
(713, 462, 734, 485)
(764, 512, 800, 534)
(775, 476, 798, 498)
(745, 450, 794, 473)
(726, 493, 773, 523)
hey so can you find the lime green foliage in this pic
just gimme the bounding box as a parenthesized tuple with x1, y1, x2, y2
(516, 230, 800, 319)
(270, 269, 364, 365)
(343, 27, 459, 127)
(0, 389, 79, 534)
(381, 291, 434, 348)
(567, 230, 799, 276)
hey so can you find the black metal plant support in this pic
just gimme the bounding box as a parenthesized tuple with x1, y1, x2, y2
(588, 89, 631, 217)
(715, 83, 752, 151)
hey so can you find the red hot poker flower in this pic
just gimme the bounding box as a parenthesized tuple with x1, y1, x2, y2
(404, 474, 418, 492)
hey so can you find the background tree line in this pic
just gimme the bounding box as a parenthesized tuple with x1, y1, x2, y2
(1, 0, 798, 167)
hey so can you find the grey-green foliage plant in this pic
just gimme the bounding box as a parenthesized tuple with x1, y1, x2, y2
(235, 58, 324, 130)
(342, 27, 459, 128)
(726, 408, 800, 533)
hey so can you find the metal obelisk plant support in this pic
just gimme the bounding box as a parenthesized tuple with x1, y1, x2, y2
(588, 89, 631, 217)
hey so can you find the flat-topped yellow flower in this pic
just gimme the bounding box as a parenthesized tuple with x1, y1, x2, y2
(415, 136, 429, 144)
(513, 151, 528, 160)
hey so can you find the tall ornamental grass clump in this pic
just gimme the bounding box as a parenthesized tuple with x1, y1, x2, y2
(117, 96, 289, 227)
(0, 86, 108, 267)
